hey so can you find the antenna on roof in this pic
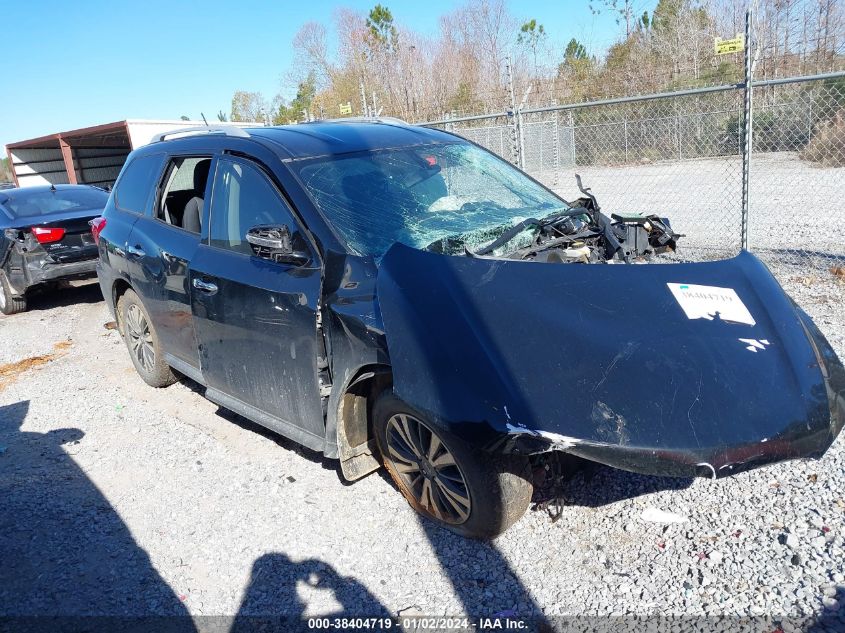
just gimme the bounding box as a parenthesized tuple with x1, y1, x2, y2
(201, 113, 209, 127)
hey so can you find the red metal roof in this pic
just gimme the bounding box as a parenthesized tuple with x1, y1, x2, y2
(6, 121, 129, 149)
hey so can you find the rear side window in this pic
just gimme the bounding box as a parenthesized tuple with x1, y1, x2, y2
(115, 154, 162, 213)
(156, 156, 213, 232)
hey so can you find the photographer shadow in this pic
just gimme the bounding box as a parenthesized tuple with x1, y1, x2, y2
(0, 400, 195, 631)
(230, 553, 390, 633)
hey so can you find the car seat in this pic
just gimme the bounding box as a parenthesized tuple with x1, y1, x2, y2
(181, 159, 212, 233)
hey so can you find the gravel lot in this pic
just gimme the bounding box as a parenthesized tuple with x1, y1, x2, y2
(1, 260, 844, 630)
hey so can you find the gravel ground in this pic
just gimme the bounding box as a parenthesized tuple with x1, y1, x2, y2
(1, 260, 844, 630)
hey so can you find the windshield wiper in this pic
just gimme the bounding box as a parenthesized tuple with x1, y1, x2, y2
(468, 217, 541, 257)
(468, 207, 589, 257)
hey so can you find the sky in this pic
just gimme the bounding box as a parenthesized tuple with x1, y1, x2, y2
(0, 0, 655, 150)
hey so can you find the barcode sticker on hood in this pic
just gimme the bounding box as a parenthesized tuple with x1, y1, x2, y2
(667, 283, 756, 326)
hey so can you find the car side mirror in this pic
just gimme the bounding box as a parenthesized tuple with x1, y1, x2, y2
(245, 224, 309, 266)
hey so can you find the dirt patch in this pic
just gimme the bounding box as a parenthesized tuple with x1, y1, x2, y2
(0, 340, 73, 391)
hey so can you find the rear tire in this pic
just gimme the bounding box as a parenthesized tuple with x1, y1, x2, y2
(115, 291, 127, 336)
(0, 270, 27, 315)
(373, 391, 532, 539)
(121, 289, 176, 388)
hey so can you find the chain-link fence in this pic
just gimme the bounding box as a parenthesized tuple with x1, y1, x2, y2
(421, 71, 845, 275)
(749, 77, 845, 269)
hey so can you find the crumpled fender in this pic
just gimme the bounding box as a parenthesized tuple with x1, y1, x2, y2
(376, 243, 844, 478)
(0, 230, 30, 295)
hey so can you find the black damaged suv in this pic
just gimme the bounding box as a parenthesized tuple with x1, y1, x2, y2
(95, 121, 844, 539)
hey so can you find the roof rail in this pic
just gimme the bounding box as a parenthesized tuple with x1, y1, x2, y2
(152, 126, 251, 143)
(316, 116, 409, 126)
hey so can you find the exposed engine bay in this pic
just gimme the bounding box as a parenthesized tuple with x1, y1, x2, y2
(468, 175, 681, 264)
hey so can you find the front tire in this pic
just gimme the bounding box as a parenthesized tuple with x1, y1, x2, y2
(121, 289, 176, 387)
(373, 391, 532, 539)
(0, 270, 27, 315)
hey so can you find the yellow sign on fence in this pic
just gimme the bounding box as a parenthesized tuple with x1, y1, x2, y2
(715, 35, 744, 55)
(339, 102, 353, 115)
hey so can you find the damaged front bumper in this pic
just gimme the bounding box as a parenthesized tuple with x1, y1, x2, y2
(496, 307, 845, 479)
(376, 245, 845, 479)
(498, 410, 842, 480)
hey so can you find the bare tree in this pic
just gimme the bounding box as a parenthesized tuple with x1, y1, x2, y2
(517, 19, 547, 77)
(227, 0, 842, 126)
(292, 22, 332, 86)
(591, 0, 636, 38)
(230, 91, 267, 123)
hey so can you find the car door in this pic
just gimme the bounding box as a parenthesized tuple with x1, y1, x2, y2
(189, 155, 325, 450)
(126, 155, 213, 374)
(101, 152, 164, 299)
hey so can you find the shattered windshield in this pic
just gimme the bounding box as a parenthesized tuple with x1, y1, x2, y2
(294, 142, 568, 257)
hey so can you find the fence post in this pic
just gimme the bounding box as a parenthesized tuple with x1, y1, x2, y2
(516, 84, 533, 170)
(505, 56, 520, 166)
(807, 95, 813, 142)
(676, 103, 682, 160)
(740, 8, 754, 251)
(623, 114, 628, 163)
(553, 101, 560, 186)
(538, 118, 543, 170)
(359, 80, 368, 118)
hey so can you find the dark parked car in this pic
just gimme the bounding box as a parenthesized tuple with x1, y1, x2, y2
(1, 184, 109, 314)
(94, 122, 844, 539)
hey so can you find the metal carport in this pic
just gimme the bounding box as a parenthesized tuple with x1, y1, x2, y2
(6, 120, 258, 188)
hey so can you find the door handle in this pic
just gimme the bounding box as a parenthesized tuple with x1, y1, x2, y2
(192, 278, 218, 294)
(126, 244, 146, 258)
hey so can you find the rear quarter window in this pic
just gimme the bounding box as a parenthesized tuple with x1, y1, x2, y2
(115, 154, 163, 213)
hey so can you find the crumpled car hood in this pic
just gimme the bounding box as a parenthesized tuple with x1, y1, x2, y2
(376, 243, 845, 478)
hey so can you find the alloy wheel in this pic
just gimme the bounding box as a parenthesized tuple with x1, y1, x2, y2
(125, 304, 155, 373)
(384, 413, 471, 524)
